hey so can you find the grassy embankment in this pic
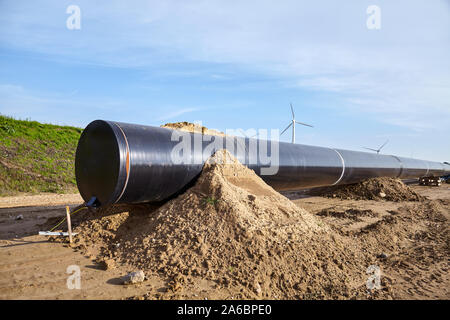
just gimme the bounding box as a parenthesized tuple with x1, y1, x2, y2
(0, 115, 82, 196)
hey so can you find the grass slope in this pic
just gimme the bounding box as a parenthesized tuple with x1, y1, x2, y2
(0, 115, 82, 196)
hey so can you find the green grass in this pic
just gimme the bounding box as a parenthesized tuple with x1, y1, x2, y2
(0, 114, 82, 196)
(202, 196, 219, 206)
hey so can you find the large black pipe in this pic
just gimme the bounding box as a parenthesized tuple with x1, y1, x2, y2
(75, 120, 450, 206)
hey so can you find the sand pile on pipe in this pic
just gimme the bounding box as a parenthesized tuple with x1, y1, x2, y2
(72, 150, 372, 299)
(309, 177, 424, 202)
(161, 122, 225, 136)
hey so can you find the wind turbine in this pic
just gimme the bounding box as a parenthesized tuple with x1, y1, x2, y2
(280, 103, 313, 143)
(363, 139, 389, 154)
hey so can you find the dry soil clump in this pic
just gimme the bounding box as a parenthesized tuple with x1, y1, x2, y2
(309, 177, 424, 202)
(73, 150, 371, 299)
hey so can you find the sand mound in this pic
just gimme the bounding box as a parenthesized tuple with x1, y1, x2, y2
(72, 150, 370, 299)
(309, 178, 424, 202)
(161, 122, 225, 136)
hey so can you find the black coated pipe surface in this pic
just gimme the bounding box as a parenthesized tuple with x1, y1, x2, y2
(75, 120, 450, 206)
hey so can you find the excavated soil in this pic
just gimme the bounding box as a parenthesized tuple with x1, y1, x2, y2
(161, 122, 225, 137)
(345, 200, 449, 299)
(11, 147, 446, 300)
(317, 208, 377, 221)
(69, 150, 374, 299)
(309, 177, 424, 202)
(2, 173, 448, 299)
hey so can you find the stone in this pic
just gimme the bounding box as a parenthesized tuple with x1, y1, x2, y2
(122, 270, 145, 285)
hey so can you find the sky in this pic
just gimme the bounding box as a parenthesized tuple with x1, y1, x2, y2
(0, 0, 449, 161)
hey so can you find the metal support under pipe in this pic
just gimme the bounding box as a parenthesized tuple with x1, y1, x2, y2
(75, 120, 450, 206)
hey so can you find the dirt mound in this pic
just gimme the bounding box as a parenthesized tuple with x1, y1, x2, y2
(309, 178, 424, 202)
(72, 150, 371, 299)
(161, 122, 225, 136)
(345, 201, 450, 299)
(317, 208, 377, 221)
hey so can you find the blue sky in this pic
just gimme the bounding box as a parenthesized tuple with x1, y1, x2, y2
(0, 0, 449, 161)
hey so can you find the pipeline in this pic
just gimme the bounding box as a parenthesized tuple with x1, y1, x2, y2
(75, 120, 450, 206)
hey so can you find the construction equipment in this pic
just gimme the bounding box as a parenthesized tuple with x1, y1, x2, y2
(75, 120, 450, 206)
(419, 176, 442, 186)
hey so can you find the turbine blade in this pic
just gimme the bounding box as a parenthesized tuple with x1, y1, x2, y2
(295, 121, 313, 128)
(290, 103, 295, 119)
(363, 147, 378, 152)
(379, 139, 389, 150)
(280, 123, 292, 135)
(238, 129, 248, 137)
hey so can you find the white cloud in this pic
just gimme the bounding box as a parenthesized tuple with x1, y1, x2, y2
(156, 107, 199, 121)
(0, 84, 122, 126)
(0, 0, 449, 131)
(0, 84, 201, 127)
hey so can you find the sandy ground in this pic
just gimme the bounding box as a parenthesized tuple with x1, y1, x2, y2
(287, 184, 450, 299)
(0, 193, 82, 208)
(0, 184, 448, 300)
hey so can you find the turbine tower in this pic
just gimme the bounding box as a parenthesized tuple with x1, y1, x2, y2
(280, 103, 313, 143)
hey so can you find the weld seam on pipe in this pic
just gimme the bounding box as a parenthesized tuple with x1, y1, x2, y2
(114, 123, 131, 203)
(332, 149, 345, 185)
(391, 155, 404, 178)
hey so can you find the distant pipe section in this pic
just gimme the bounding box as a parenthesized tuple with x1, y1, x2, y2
(75, 120, 450, 206)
